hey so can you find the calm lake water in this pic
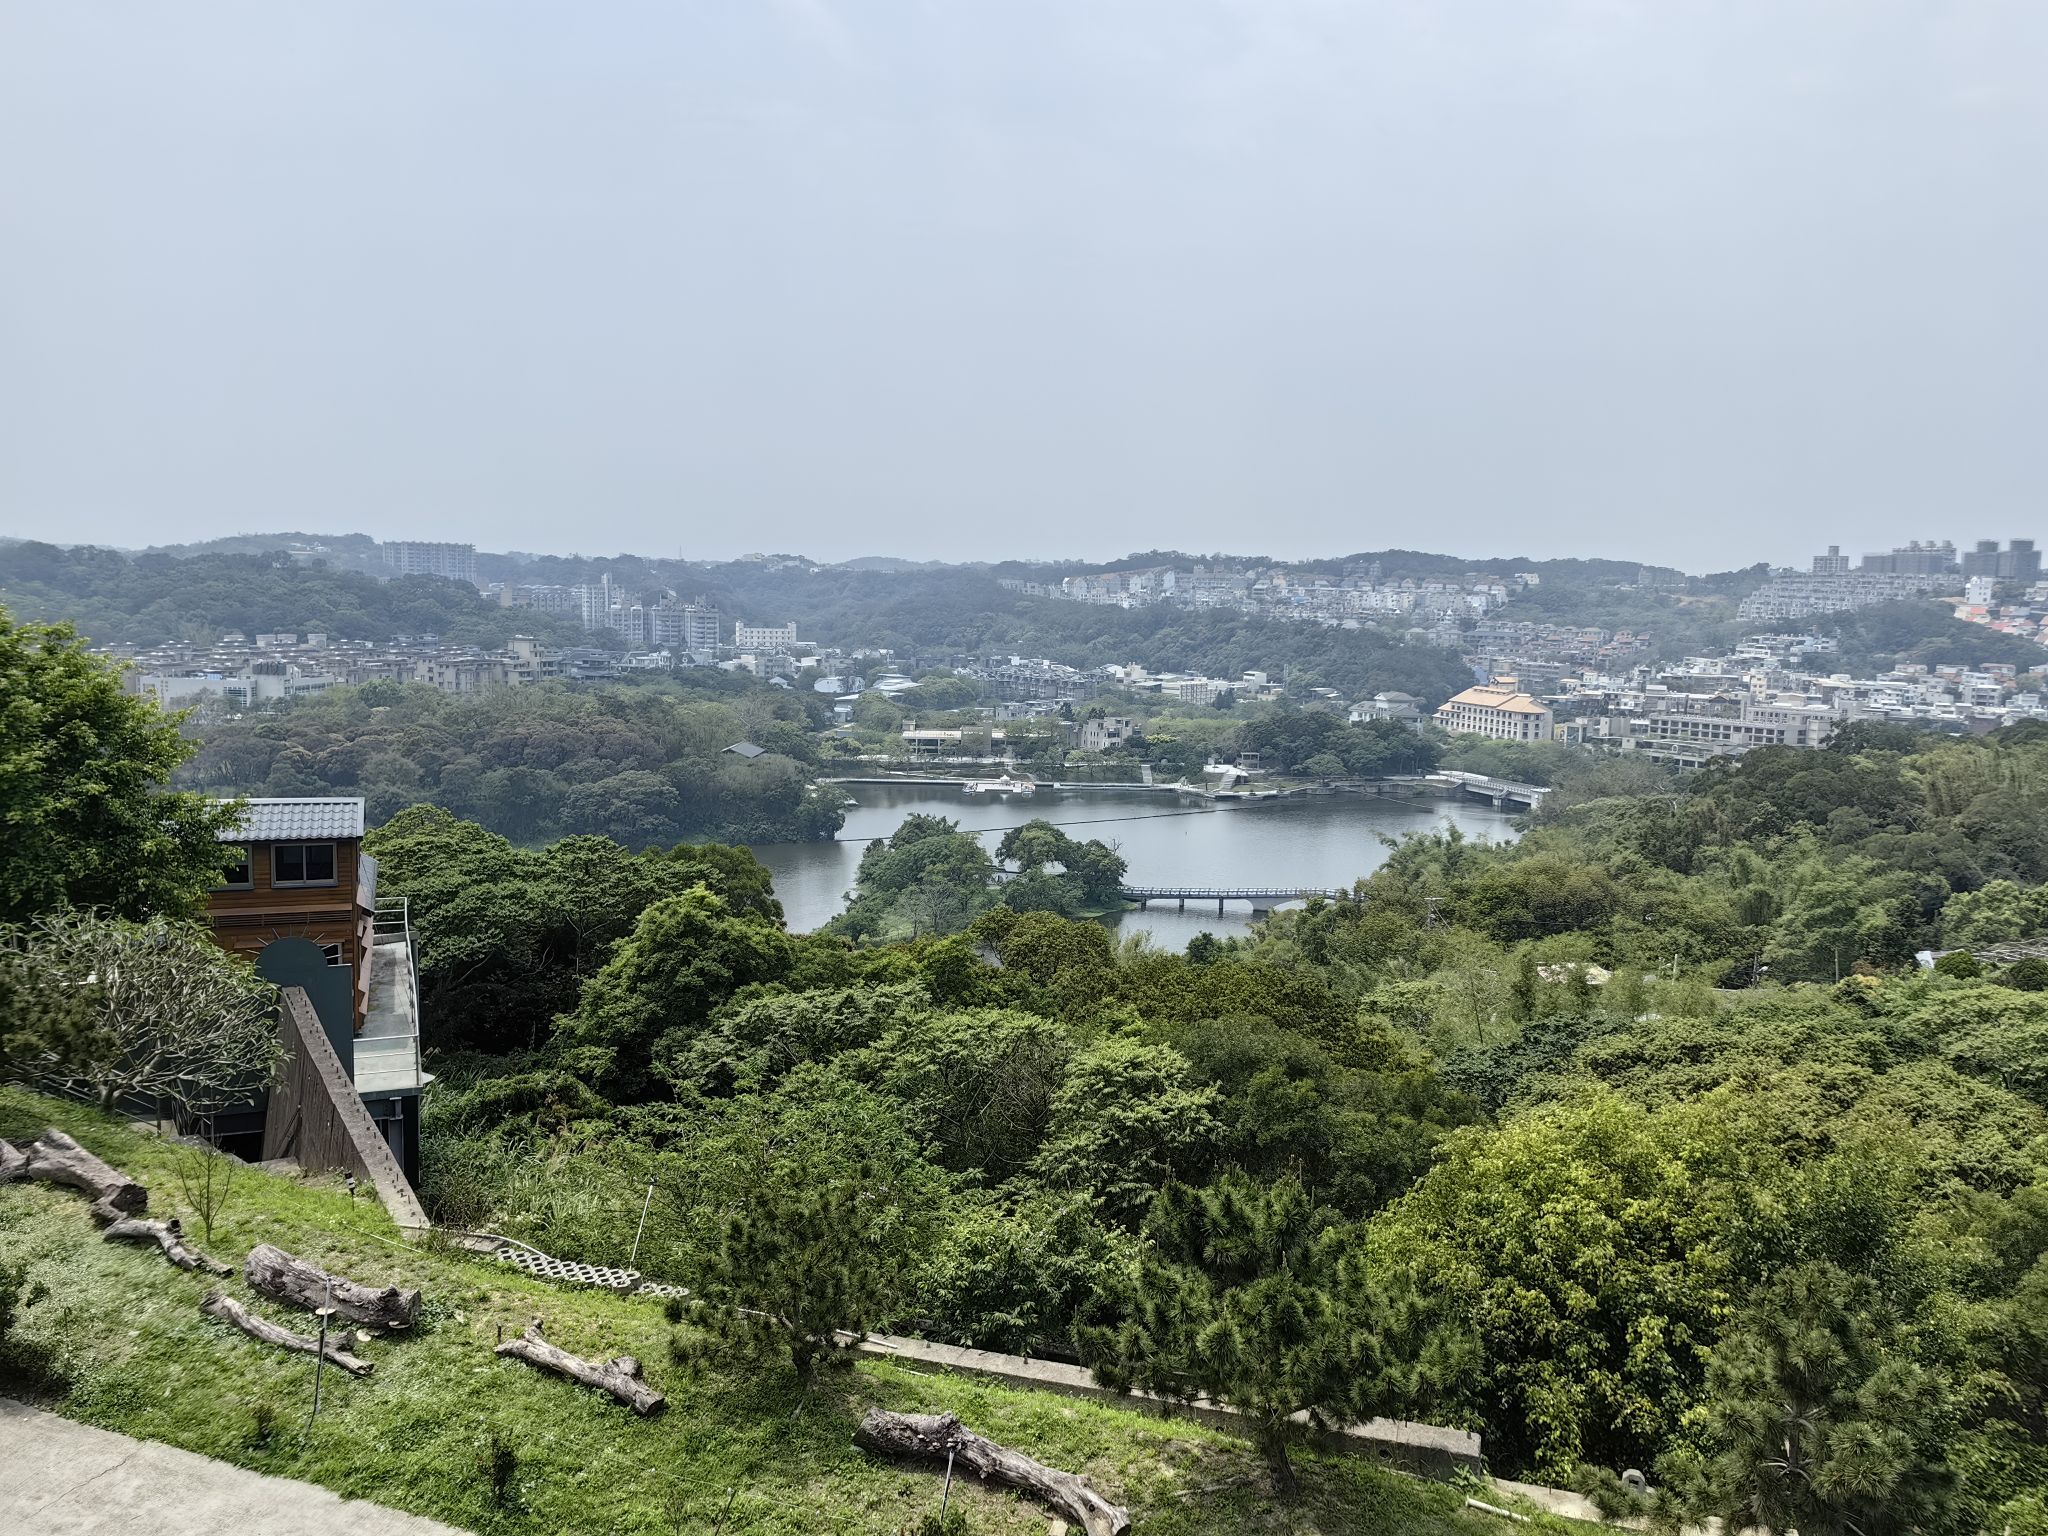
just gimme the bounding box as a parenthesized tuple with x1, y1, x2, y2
(750, 783, 1522, 947)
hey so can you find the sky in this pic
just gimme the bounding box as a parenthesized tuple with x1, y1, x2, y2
(1, 2, 2043, 573)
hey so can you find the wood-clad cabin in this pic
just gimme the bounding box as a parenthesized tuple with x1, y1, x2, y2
(205, 797, 375, 1032)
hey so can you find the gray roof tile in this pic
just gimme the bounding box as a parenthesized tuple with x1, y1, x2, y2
(215, 797, 366, 842)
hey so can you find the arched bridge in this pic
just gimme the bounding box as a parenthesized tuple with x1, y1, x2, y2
(1120, 885, 1354, 915)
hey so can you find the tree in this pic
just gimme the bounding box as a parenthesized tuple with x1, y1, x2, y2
(556, 887, 794, 1098)
(0, 912, 281, 1115)
(1080, 1172, 1369, 1494)
(682, 1165, 899, 1383)
(0, 609, 241, 922)
(173, 1132, 242, 1244)
(1031, 1038, 1219, 1226)
(1673, 1263, 1956, 1536)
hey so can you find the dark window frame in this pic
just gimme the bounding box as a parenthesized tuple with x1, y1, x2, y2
(272, 842, 339, 888)
(217, 846, 254, 890)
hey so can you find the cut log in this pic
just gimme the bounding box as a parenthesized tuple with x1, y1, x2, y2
(200, 1290, 374, 1377)
(103, 1215, 233, 1276)
(495, 1317, 666, 1416)
(244, 1243, 421, 1331)
(22, 1129, 147, 1214)
(0, 1139, 26, 1183)
(855, 1409, 1130, 1536)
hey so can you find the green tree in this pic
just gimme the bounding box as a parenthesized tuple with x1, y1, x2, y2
(1673, 1263, 1956, 1536)
(681, 1165, 900, 1384)
(556, 887, 793, 1098)
(0, 609, 241, 921)
(1032, 1038, 1220, 1226)
(1080, 1172, 1370, 1494)
(0, 912, 281, 1115)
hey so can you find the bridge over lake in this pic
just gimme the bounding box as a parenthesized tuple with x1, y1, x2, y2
(1120, 884, 1353, 915)
(1381, 770, 1550, 809)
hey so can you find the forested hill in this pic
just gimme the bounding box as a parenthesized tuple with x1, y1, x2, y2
(0, 542, 583, 648)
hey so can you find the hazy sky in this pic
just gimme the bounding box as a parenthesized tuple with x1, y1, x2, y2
(2, 2, 2043, 571)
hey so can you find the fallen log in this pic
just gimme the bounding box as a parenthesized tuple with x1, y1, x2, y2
(495, 1317, 666, 1416)
(200, 1290, 374, 1377)
(854, 1409, 1130, 1536)
(103, 1215, 233, 1276)
(23, 1129, 147, 1214)
(0, 1139, 25, 1183)
(244, 1243, 421, 1331)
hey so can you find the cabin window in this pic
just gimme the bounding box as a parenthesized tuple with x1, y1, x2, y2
(217, 846, 253, 889)
(272, 842, 338, 886)
(319, 942, 346, 967)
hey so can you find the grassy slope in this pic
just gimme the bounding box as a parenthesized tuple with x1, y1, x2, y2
(0, 1089, 1584, 1535)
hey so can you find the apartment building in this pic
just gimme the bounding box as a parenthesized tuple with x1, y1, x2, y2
(384, 541, 478, 586)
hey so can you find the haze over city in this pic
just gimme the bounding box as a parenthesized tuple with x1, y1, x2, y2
(3, 1, 2043, 569)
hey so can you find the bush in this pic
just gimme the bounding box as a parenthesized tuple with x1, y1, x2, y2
(2002, 957, 2048, 992)
(1935, 950, 1983, 979)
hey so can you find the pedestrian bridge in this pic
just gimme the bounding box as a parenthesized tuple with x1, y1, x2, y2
(1384, 770, 1549, 809)
(1120, 885, 1352, 915)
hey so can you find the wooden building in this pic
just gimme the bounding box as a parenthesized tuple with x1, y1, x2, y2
(203, 797, 427, 1187)
(206, 797, 375, 1031)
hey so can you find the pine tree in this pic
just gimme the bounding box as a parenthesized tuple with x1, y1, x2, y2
(683, 1166, 896, 1384)
(1676, 1263, 1957, 1536)
(1078, 1171, 1374, 1495)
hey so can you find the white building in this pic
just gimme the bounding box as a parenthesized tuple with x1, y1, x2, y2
(735, 621, 799, 651)
(1433, 681, 1554, 742)
(384, 541, 478, 586)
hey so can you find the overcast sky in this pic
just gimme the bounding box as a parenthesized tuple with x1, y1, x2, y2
(2, 2, 2043, 571)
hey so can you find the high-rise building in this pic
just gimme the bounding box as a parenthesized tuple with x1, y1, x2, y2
(1811, 545, 1851, 576)
(1859, 540, 1956, 576)
(650, 601, 722, 652)
(1960, 539, 2041, 582)
(384, 541, 478, 586)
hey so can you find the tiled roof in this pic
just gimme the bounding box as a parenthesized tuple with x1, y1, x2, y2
(215, 797, 366, 842)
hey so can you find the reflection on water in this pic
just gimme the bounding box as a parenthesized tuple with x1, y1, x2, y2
(748, 783, 1522, 948)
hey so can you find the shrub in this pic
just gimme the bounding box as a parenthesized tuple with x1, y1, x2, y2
(1934, 950, 1983, 979)
(2002, 957, 2048, 992)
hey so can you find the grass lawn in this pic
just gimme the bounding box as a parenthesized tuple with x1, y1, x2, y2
(0, 1087, 1589, 1535)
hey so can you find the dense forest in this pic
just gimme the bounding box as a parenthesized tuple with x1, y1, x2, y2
(0, 541, 584, 648)
(374, 720, 2048, 1525)
(178, 678, 846, 845)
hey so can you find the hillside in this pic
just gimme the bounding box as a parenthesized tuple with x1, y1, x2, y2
(0, 1090, 1586, 1536)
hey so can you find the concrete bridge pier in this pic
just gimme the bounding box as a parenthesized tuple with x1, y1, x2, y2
(1177, 897, 1186, 912)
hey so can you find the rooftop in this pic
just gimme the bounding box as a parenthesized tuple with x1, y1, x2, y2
(215, 797, 366, 843)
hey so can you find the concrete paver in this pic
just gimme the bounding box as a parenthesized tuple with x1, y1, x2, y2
(0, 1397, 468, 1535)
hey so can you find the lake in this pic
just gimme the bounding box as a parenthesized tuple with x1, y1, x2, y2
(750, 783, 1522, 947)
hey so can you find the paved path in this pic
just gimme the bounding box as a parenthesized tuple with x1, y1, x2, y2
(0, 1398, 468, 1535)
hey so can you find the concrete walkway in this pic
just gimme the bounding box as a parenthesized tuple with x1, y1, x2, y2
(0, 1398, 468, 1535)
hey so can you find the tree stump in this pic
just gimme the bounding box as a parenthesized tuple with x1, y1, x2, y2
(200, 1290, 374, 1376)
(103, 1215, 233, 1275)
(243, 1243, 421, 1331)
(495, 1317, 667, 1416)
(22, 1129, 147, 1214)
(854, 1409, 1130, 1536)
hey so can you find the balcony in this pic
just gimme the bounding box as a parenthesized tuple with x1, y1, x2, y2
(356, 896, 430, 1098)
